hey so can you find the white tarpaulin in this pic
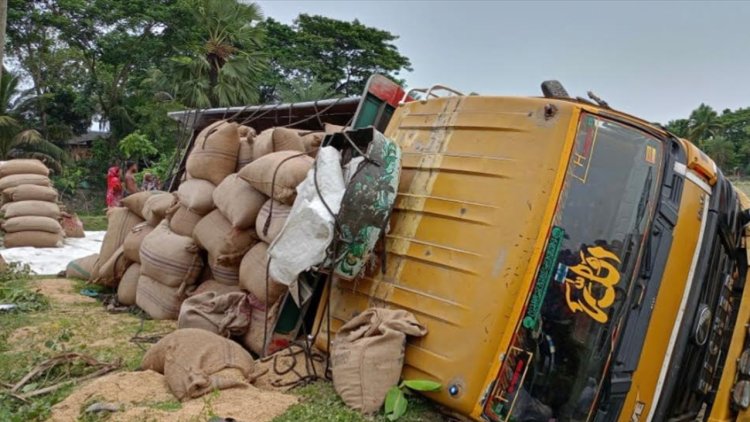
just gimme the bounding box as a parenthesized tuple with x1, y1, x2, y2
(269, 147, 346, 304)
(1, 231, 104, 275)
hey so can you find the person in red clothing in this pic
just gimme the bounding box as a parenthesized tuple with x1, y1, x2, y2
(106, 165, 123, 208)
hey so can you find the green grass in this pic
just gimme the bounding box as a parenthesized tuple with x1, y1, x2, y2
(79, 214, 108, 231)
(273, 381, 446, 422)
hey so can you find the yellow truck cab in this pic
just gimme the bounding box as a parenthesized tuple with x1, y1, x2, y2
(315, 82, 750, 421)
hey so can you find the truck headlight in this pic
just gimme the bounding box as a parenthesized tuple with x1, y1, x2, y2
(739, 349, 750, 376)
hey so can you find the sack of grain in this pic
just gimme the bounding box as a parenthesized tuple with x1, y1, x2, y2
(95, 245, 130, 287)
(193, 209, 255, 266)
(177, 291, 251, 337)
(65, 253, 99, 280)
(238, 125, 256, 138)
(2, 200, 60, 219)
(122, 223, 154, 264)
(213, 174, 266, 229)
(95, 207, 144, 278)
(331, 308, 428, 414)
(4, 231, 63, 248)
(189, 279, 242, 297)
(301, 132, 325, 154)
(142, 192, 176, 226)
(3, 216, 62, 234)
(121, 190, 165, 219)
(167, 204, 202, 237)
(140, 222, 203, 289)
(241, 293, 282, 356)
(60, 212, 85, 238)
(252, 128, 305, 159)
(238, 151, 313, 204)
(239, 242, 287, 305)
(177, 179, 216, 215)
(325, 123, 346, 134)
(255, 199, 291, 244)
(141, 328, 254, 400)
(2, 184, 58, 202)
(117, 263, 140, 305)
(0, 173, 50, 192)
(135, 275, 183, 320)
(0, 159, 49, 178)
(209, 256, 240, 286)
(236, 137, 253, 171)
(186, 120, 240, 185)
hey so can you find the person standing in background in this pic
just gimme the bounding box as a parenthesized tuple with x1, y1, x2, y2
(105, 165, 123, 208)
(141, 172, 158, 191)
(124, 162, 139, 197)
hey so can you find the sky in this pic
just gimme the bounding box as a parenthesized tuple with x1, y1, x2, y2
(256, 0, 750, 124)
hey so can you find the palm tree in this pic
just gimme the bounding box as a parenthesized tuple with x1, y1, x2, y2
(277, 76, 335, 103)
(161, 0, 266, 108)
(0, 70, 65, 172)
(688, 103, 723, 144)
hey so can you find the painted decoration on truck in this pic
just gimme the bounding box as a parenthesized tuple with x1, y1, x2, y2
(558, 245, 621, 323)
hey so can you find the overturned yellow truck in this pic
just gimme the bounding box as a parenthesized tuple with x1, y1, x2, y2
(313, 81, 750, 421)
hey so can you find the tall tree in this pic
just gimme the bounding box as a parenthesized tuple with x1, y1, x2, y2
(156, 0, 265, 108)
(688, 103, 722, 143)
(260, 15, 412, 102)
(0, 70, 65, 170)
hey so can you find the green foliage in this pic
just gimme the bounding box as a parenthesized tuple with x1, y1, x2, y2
(384, 380, 442, 421)
(53, 165, 87, 198)
(119, 131, 158, 161)
(0, 263, 46, 313)
(260, 15, 412, 102)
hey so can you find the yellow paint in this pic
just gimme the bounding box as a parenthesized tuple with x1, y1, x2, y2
(618, 180, 705, 420)
(681, 138, 719, 185)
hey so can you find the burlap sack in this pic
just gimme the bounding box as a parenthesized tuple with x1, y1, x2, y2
(189, 279, 242, 297)
(65, 253, 99, 280)
(239, 242, 287, 305)
(141, 328, 255, 400)
(0, 173, 50, 192)
(2, 200, 60, 219)
(140, 222, 203, 289)
(122, 223, 154, 264)
(255, 199, 291, 244)
(4, 231, 63, 248)
(238, 125, 256, 138)
(186, 120, 240, 185)
(177, 291, 252, 337)
(241, 293, 281, 356)
(252, 344, 327, 392)
(95, 207, 144, 279)
(167, 204, 202, 237)
(117, 263, 140, 305)
(213, 174, 266, 229)
(122, 191, 165, 219)
(135, 275, 183, 320)
(193, 209, 255, 266)
(95, 245, 130, 287)
(331, 308, 428, 414)
(236, 137, 253, 171)
(252, 128, 305, 159)
(2, 184, 58, 202)
(60, 212, 85, 238)
(325, 123, 346, 134)
(177, 179, 216, 215)
(3, 216, 62, 234)
(238, 151, 313, 204)
(210, 256, 240, 286)
(301, 132, 325, 153)
(0, 159, 49, 178)
(142, 192, 177, 226)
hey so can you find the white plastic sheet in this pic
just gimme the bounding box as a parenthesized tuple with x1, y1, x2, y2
(268, 147, 346, 304)
(1, 231, 104, 275)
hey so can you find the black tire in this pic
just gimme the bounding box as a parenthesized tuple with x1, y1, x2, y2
(541, 80, 570, 98)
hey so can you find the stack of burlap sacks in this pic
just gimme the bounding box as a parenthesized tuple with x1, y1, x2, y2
(0, 159, 65, 248)
(69, 120, 339, 356)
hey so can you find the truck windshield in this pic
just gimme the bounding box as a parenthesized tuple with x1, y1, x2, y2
(488, 113, 664, 421)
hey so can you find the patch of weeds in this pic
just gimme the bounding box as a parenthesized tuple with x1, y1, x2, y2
(273, 381, 446, 422)
(0, 383, 73, 422)
(148, 399, 182, 412)
(79, 215, 108, 231)
(0, 263, 47, 313)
